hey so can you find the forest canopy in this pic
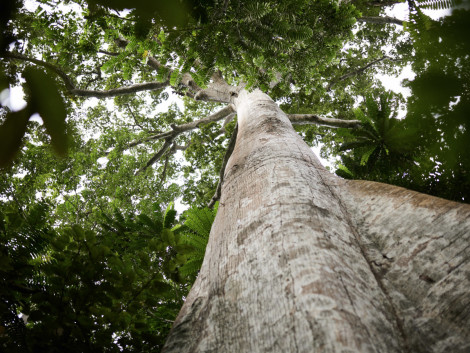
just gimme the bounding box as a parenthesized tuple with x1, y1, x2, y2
(0, 0, 469, 351)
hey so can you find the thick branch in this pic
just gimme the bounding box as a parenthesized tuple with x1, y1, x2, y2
(358, 16, 404, 26)
(288, 114, 362, 129)
(111, 37, 238, 104)
(172, 104, 236, 134)
(208, 123, 238, 208)
(194, 84, 240, 104)
(172, 143, 191, 151)
(114, 36, 165, 72)
(3, 52, 169, 98)
(147, 56, 164, 71)
(189, 70, 242, 104)
(327, 55, 398, 91)
(182, 72, 204, 94)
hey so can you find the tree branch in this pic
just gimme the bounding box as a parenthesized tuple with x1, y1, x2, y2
(219, 112, 236, 134)
(288, 114, 362, 129)
(188, 70, 242, 104)
(3, 52, 170, 98)
(327, 55, 398, 91)
(159, 156, 170, 184)
(3, 52, 75, 90)
(358, 16, 404, 26)
(97, 50, 119, 56)
(110, 37, 237, 104)
(171, 104, 236, 133)
(135, 138, 173, 175)
(208, 123, 238, 208)
(114, 36, 166, 72)
(367, 0, 403, 7)
(119, 104, 236, 151)
(172, 143, 191, 151)
(70, 81, 168, 97)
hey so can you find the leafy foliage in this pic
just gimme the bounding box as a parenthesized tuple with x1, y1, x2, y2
(0, 67, 68, 167)
(339, 93, 417, 165)
(178, 204, 217, 278)
(403, 4, 470, 201)
(334, 92, 418, 179)
(1, 0, 469, 351)
(0, 200, 193, 352)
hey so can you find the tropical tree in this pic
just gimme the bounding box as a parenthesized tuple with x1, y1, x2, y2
(1, 0, 469, 352)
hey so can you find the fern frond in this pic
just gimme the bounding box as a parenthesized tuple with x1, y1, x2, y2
(243, 2, 272, 21)
(336, 164, 354, 178)
(415, 0, 459, 10)
(178, 258, 204, 277)
(164, 202, 177, 229)
(180, 233, 208, 254)
(360, 146, 377, 166)
(183, 207, 215, 237)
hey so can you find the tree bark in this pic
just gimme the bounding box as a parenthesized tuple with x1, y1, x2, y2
(162, 90, 470, 353)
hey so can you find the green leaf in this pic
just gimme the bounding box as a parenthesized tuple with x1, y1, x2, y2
(157, 29, 166, 43)
(23, 67, 68, 156)
(336, 164, 354, 178)
(360, 146, 376, 166)
(164, 202, 177, 229)
(0, 109, 30, 167)
(169, 69, 181, 86)
(162, 228, 175, 246)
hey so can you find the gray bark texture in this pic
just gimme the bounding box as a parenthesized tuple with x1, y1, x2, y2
(162, 89, 470, 353)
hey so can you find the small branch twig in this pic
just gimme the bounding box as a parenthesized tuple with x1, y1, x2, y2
(358, 16, 404, 26)
(3, 52, 169, 98)
(208, 123, 238, 208)
(135, 138, 173, 175)
(288, 114, 362, 129)
(97, 50, 119, 56)
(327, 55, 399, 91)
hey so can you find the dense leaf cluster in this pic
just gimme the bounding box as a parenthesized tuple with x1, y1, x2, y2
(0, 198, 216, 352)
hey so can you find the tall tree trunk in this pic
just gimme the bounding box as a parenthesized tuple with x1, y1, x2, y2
(163, 90, 470, 353)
